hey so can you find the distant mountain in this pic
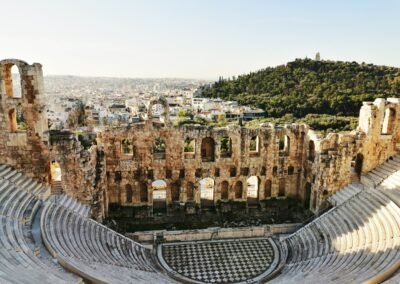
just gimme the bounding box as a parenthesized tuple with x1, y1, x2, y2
(200, 58, 400, 117)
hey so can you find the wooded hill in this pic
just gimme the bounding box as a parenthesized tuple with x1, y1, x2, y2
(201, 58, 400, 118)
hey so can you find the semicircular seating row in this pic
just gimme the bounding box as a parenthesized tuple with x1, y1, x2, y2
(0, 164, 83, 283)
(270, 156, 400, 283)
(0, 164, 173, 283)
(41, 201, 174, 283)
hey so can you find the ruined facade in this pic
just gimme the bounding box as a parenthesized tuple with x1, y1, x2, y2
(99, 96, 400, 216)
(1, 59, 399, 221)
(0, 59, 50, 182)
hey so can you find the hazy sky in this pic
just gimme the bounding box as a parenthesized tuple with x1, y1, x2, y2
(1, 0, 399, 79)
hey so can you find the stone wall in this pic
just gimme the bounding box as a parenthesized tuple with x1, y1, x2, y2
(98, 120, 312, 213)
(127, 223, 302, 244)
(49, 130, 106, 221)
(1, 59, 399, 221)
(99, 97, 400, 216)
(0, 59, 50, 182)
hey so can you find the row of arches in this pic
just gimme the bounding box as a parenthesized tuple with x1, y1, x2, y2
(121, 176, 295, 205)
(120, 136, 317, 162)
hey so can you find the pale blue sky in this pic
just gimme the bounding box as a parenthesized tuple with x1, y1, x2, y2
(1, 0, 399, 79)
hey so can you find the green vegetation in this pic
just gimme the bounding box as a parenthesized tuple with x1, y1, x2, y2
(200, 58, 400, 131)
(154, 137, 166, 153)
(246, 114, 358, 134)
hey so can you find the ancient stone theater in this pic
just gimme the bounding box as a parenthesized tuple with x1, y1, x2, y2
(0, 59, 400, 283)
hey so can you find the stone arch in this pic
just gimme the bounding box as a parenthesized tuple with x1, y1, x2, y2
(50, 161, 62, 182)
(308, 140, 315, 162)
(152, 180, 167, 211)
(186, 182, 194, 200)
(126, 184, 133, 203)
(171, 182, 180, 202)
(381, 108, 396, 135)
(8, 109, 17, 132)
(0, 59, 28, 99)
(264, 179, 272, 198)
(140, 182, 148, 202)
(247, 176, 259, 204)
(272, 166, 278, 177)
(147, 96, 170, 125)
(278, 179, 285, 197)
(284, 135, 290, 152)
(199, 177, 214, 207)
(352, 153, 364, 177)
(201, 137, 215, 162)
(220, 180, 229, 200)
(234, 181, 243, 199)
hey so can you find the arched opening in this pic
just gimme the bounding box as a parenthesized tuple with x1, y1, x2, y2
(304, 182, 312, 208)
(186, 182, 194, 201)
(50, 161, 62, 182)
(284, 135, 290, 152)
(308, 140, 315, 162)
(126, 184, 133, 203)
(201, 137, 215, 162)
(171, 183, 180, 202)
(249, 136, 259, 156)
(278, 179, 285, 197)
(200, 178, 214, 208)
(234, 181, 243, 199)
(220, 136, 232, 158)
(8, 109, 17, 132)
(4, 65, 22, 98)
(288, 166, 294, 175)
(121, 139, 133, 155)
(247, 176, 259, 204)
(184, 137, 196, 159)
(351, 153, 364, 178)
(381, 108, 396, 135)
(264, 180, 272, 199)
(278, 136, 285, 151)
(152, 180, 167, 212)
(220, 181, 229, 200)
(140, 182, 148, 202)
(153, 137, 166, 159)
(272, 166, 278, 177)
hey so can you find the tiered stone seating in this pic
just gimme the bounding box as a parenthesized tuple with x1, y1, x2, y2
(329, 183, 363, 205)
(41, 202, 174, 283)
(361, 155, 400, 187)
(378, 170, 400, 207)
(270, 187, 400, 283)
(0, 165, 50, 201)
(52, 194, 90, 217)
(0, 165, 82, 284)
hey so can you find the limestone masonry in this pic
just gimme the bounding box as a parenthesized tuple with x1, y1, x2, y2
(1, 59, 399, 221)
(1, 59, 400, 283)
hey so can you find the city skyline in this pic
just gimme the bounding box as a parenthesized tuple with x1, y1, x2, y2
(1, 0, 400, 79)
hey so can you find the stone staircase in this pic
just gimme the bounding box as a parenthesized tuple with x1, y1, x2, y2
(51, 180, 63, 195)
